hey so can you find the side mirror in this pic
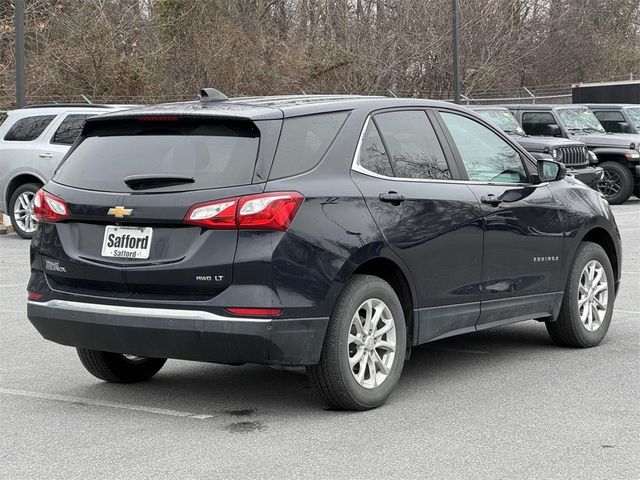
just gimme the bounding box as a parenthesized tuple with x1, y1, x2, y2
(617, 122, 630, 133)
(547, 124, 562, 137)
(537, 159, 566, 182)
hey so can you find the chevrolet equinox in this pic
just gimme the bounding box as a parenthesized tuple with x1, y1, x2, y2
(26, 92, 622, 410)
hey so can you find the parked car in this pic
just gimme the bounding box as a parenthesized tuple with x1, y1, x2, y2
(503, 104, 640, 204)
(585, 104, 640, 135)
(0, 104, 129, 238)
(471, 106, 602, 190)
(27, 93, 621, 410)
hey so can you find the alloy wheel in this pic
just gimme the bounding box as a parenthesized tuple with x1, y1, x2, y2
(348, 298, 397, 389)
(597, 170, 622, 198)
(578, 260, 609, 332)
(13, 191, 38, 234)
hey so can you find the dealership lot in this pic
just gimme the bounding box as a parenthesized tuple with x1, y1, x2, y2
(0, 200, 638, 479)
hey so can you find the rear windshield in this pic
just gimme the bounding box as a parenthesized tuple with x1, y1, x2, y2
(54, 117, 260, 192)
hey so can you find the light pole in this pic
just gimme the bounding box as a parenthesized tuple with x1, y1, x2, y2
(452, 0, 460, 104)
(15, 0, 26, 108)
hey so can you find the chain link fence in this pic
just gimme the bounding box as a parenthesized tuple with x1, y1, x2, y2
(0, 83, 575, 110)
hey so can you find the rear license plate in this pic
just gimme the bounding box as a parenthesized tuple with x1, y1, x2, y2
(101, 226, 153, 259)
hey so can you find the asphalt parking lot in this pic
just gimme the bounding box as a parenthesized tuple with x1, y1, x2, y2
(0, 200, 638, 480)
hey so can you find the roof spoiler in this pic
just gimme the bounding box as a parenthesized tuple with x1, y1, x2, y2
(199, 88, 228, 103)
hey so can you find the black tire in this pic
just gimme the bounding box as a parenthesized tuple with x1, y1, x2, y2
(634, 184, 640, 199)
(76, 349, 166, 383)
(597, 162, 633, 205)
(546, 242, 615, 348)
(9, 182, 42, 239)
(307, 274, 407, 411)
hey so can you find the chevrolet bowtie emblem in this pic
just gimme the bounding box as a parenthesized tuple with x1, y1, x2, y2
(107, 206, 132, 218)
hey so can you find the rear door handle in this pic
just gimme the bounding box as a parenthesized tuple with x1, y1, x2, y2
(379, 192, 406, 205)
(38, 153, 53, 158)
(480, 194, 502, 206)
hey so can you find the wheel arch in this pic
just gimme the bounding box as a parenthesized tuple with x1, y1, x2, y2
(5, 173, 45, 209)
(350, 256, 417, 347)
(579, 227, 620, 292)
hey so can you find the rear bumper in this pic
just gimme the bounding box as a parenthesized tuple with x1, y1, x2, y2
(568, 165, 603, 189)
(27, 300, 328, 366)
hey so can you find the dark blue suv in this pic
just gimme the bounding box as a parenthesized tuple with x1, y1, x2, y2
(27, 93, 622, 410)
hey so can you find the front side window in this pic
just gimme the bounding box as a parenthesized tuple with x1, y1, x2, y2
(52, 114, 91, 145)
(441, 112, 528, 184)
(556, 108, 605, 133)
(357, 120, 393, 177)
(374, 110, 451, 180)
(521, 112, 556, 136)
(4, 115, 56, 141)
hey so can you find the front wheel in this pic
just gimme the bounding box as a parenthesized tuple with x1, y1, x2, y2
(307, 275, 407, 411)
(9, 183, 41, 239)
(76, 349, 166, 383)
(546, 242, 615, 348)
(597, 162, 633, 205)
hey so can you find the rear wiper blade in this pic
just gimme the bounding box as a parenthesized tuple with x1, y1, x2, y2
(123, 174, 195, 190)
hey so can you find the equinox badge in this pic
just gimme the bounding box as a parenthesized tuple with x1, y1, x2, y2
(107, 206, 133, 218)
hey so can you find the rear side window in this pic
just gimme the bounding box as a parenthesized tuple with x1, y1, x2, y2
(269, 112, 348, 180)
(374, 110, 451, 180)
(521, 112, 556, 136)
(54, 118, 260, 192)
(51, 114, 91, 145)
(357, 121, 393, 177)
(4, 115, 56, 141)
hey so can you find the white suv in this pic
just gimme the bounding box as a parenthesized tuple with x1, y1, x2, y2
(0, 104, 129, 238)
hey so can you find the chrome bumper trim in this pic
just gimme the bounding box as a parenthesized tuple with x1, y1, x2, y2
(27, 300, 273, 323)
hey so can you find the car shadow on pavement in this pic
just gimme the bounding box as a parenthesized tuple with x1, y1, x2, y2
(69, 321, 560, 414)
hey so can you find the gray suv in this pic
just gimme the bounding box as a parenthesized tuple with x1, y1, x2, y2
(0, 104, 125, 238)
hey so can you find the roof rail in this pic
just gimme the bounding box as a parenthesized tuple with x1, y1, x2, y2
(199, 88, 228, 103)
(22, 103, 114, 109)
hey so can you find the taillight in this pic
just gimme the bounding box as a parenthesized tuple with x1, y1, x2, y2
(184, 192, 303, 231)
(184, 198, 238, 229)
(237, 192, 304, 230)
(33, 189, 69, 223)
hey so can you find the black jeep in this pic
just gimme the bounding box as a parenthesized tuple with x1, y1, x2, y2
(472, 107, 602, 190)
(503, 104, 640, 204)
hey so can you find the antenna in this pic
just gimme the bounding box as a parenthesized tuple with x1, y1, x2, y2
(199, 88, 228, 103)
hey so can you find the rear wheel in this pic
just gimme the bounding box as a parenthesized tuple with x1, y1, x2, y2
(597, 162, 633, 205)
(9, 183, 41, 239)
(546, 242, 614, 348)
(76, 348, 166, 383)
(307, 275, 407, 410)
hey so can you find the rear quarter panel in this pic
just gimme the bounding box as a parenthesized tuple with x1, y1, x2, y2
(264, 108, 417, 319)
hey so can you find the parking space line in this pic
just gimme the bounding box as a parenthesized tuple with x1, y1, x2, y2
(0, 387, 215, 420)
